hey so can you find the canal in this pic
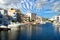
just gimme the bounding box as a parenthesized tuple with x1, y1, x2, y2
(0, 22, 60, 40)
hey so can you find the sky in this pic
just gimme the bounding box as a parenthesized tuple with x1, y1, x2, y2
(0, 0, 60, 18)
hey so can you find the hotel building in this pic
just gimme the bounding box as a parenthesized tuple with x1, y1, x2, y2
(8, 8, 22, 22)
(26, 12, 36, 21)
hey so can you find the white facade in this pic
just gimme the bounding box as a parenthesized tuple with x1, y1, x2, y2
(36, 16, 42, 23)
(0, 9, 7, 15)
(49, 16, 57, 21)
(0, 10, 4, 15)
(49, 15, 60, 23)
(0, 9, 9, 26)
(26, 12, 36, 21)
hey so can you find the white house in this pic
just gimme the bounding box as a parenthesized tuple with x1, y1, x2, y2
(0, 8, 9, 26)
(26, 12, 36, 21)
(49, 15, 60, 23)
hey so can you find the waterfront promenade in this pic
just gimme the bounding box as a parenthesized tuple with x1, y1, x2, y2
(0, 22, 41, 30)
(0, 22, 60, 40)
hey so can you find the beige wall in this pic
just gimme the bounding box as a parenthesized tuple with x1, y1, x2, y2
(8, 8, 16, 16)
(36, 16, 42, 23)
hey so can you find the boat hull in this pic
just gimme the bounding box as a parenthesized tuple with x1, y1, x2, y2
(0, 28, 11, 31)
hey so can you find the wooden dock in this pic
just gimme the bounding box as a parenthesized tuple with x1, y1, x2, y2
(0, 28, 11, 31)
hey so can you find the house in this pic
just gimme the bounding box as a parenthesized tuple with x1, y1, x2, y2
(0, 8, 9, 26)
(36, 16, 42, 23)
(26, 12, 36, 21)
(22, 14, 30, 22)
(49, 14, 60, 23)
(8, 8, 22, 23)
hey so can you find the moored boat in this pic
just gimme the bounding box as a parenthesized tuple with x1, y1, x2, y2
(0, 25, 10, 31)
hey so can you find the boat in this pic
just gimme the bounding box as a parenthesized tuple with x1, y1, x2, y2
(8, 23, 21, 28)
(0, 25, 10, 31)
(8, 22, 26, 27)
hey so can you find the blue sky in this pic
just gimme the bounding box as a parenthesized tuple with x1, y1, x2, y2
(0, 0, 60, 18)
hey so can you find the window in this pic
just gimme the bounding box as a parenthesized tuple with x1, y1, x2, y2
(0, 20, 2, 24)
(11, 8, 14, 10)
(0, 12, 3, 18)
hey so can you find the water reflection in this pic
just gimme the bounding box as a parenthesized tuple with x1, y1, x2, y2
(0, 31, 8, 40)
(0, 23, 60, 40)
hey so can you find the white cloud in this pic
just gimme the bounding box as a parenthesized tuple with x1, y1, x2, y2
(0, 0, 5, 4)
(0, 0, 60, 13)
(0, 0, 21, 9)
(52, 1, 60, 12)
(26, 2, 29, 9)
(29, 2, 33, 10)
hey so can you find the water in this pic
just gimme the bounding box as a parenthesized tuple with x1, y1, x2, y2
(0, 22, 60, 40)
